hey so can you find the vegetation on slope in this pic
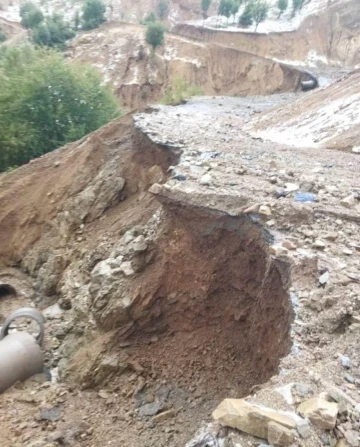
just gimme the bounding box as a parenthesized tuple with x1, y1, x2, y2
(0, 46, 119, 172)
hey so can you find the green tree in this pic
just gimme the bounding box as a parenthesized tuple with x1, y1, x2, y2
(252, 0, 268, 31)
(82, 0, 106, 30)
(201, 0, 212, 19)
(156, 0, 168, 19)
(239, 1, 253, 26)
(20, 2, 44, 29)
(145, 21, 165, 53)
(231, 0, 241, 22)
(277, 0, 288, 17)
(73, 10, 80, 29)
(0, 46, 119, 171)
(0, 27, 6, 43)
(218, 0, 233, 24)
(33, 14, 75, 48)
(292, 0, 305, 15)
(141, 11, 158, 25)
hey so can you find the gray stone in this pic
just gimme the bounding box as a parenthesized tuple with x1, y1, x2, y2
(344, 430, 359, 447)
(130, 235, 148, 253)
(345, 374, 355, 384)
(120, 261, 134, 276)
(139, 401, 161, 417)
(40, 406, 61, 422)
(339, 355, 352, 369)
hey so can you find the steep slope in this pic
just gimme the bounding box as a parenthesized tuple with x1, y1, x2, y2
(248, 70, 360, 151)
(174, 0, 360, 68)
(68, 23, 314, 108)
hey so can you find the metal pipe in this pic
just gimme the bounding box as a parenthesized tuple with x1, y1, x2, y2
(301, 79, 318, 91)
(0, 332, 43, 393)
(0, 307, 46, 345)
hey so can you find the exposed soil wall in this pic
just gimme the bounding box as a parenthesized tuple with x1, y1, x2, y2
(173, 0, 360, 68)
(112, 204, 293, 395)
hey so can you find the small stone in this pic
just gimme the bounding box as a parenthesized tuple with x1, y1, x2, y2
(344, 430, 359, 447)
(313, 239, 326, 249)
(40, 407, 61, 422)
(130, 235, 148, 252)
(259, 205, 272, 216)
(200, 174, 212, 185)
(297, 398, 338, 430)
(269, 245, 288, 256)
(319, 270, 329, 286)
(282, 240, 297, 250)
(344, 374, 355, 384)
(324, 232, 338, 241)
(284, 183, 299, 193)
(336, 440, 350, 447)
(139, 402, 161, 417)
(98, 390, 111, 399)
(296, 417, 312, 439)
(352, 146, 360, 154)
(339, 355, 352, 369)
(293, 383, 313, 398)
(268, 421, 295, 446)
(328, 387, 357, 408)
(120, 261, 134, 276)
(341, 195, 356, 208)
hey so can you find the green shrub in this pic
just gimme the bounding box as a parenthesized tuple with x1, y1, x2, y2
(32, 13, 75, 48)
(82, 0, 106, 30)
(141, 11, 157, 25)
(20, 2, 44, 29)
(161, 78, 204, 105)
(0, 46, 119, 172)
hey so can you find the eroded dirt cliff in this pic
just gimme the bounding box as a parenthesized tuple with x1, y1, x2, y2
(1, 78, 360, 445)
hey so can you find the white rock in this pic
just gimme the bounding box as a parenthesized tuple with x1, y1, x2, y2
(297, 397, 338, 430)
(200, 173, 213, 185)
(259, 205, 272, 216)
(120, 261, 134, 277)
(340, 195, 356, 208)
(284, 183, 299, 193)
(313, 239, 326, 249)
(352, 146, 360, 153)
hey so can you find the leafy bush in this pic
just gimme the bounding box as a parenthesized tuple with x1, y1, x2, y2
(20, 2, 44, 29)
(156, 0, 168, 19)
(0, 46, 119, 172)
(82, 0, 106, 30)
(161, 78, 204, 105)
(32, 14, 75, 48)
(141, 11, 158, 25)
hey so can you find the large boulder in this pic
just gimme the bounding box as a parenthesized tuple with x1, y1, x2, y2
(212, 399, 307, 441)
(297, 397, 338, 430)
